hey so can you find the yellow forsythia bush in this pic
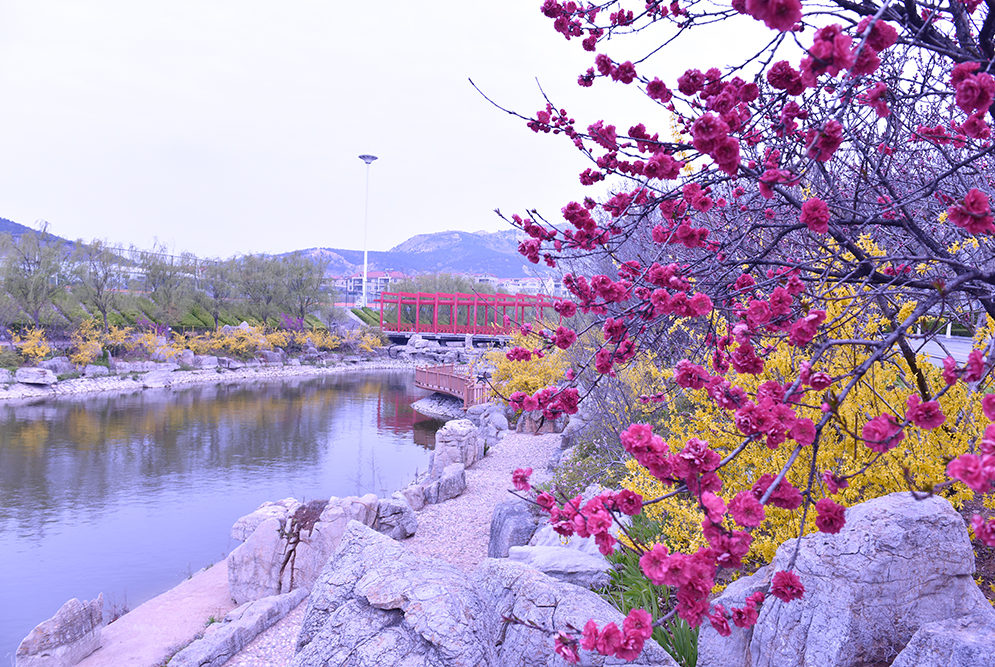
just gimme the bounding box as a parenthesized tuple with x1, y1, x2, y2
(623, 290, 985, 566)
(487, 325, 571, 401)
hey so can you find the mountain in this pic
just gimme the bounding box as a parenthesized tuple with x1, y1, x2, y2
(0, 217, 40, 237)
(298, 229, 550, 278)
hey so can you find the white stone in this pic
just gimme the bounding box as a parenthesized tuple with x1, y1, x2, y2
(15, 368, 57, 386)
(16, 595, 103, 667)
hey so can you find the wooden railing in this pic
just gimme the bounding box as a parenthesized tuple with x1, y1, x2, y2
(414, 364, 489, 409)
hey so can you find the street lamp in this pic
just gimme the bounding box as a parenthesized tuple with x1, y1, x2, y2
(358, 154, 378, 308)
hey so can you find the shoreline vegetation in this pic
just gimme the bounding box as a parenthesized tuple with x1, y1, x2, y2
(0, 354, 417, 404)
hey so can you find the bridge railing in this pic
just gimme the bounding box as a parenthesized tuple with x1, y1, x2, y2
(378, 291, 563, 337)
(414, 364, 490, 409)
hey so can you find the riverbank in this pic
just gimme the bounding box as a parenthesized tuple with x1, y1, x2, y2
(0, 356, 417, 404)
(66, 430, 559, 667)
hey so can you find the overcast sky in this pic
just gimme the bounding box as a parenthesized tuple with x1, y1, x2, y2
(0, 2, 758, 259)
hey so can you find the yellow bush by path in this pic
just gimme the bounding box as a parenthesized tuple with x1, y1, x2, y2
(623, 291, 985, 565)
(14, 327, 50, 363)
(487, 325, 571, 400)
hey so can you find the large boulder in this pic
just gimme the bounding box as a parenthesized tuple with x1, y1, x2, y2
(890, 612, 995, 667)
(488, 498, 538, 558)
(699, 492, 995, 667)
(422, 463, 466, 505)
(15, 367, 57, 386)
(507, 546, 612, 590)
(16, 595, 103, 667)
(430, 419, 483, 477)
(228, 495, 381, 605)
(374, 494, 418, 540)
(38, 357, 74, 376)
(292, 521, 677, 667)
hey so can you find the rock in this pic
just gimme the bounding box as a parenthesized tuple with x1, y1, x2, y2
(38, 357, 74, 376)
(142, 371, 173, 389)
(411, 394, 464, 421)
(487, 499, 538, 558)
(890, 612, 995, 667)
(699, 492, 995, 667)
(82, 365, 109, 378)
(374, 494, 418, 540)
(288, 495, 379, 594)
(507, 546, 611, 589)
(258, 350, 283, 364)
(16, 594, 103, 667)
(293, 521, 678, 667)
(516, 410, 567, 434)
(435, 463, 466, 503)
(472, 558, 677, 667)
(194, 355, 219, 368)
(398, 484, 425, 512)
(287, 358, 301, 366)
(560, 416, 588, 449)
(177, 349, 195, 366)
(0, 368, 13, 384)
(227, 517, 290, 605)
(15, 367, 57, 386)
(166, 588, 308, 667)
(430, 419, 482, 477)
(230, 498, 302, 542)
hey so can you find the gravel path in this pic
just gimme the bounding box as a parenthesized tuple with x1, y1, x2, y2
(221, 430, 562, 667)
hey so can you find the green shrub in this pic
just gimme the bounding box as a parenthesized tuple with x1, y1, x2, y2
(599, 515, 699, 667)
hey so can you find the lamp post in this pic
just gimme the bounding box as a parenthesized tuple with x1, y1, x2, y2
(358, 154, 378, 308)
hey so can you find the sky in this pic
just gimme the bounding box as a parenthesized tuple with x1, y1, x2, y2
(0, 1, 759, 259)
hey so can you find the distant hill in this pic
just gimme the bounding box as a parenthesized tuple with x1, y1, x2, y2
(297, 229, 551, 278)
(0, 217, 37, 237)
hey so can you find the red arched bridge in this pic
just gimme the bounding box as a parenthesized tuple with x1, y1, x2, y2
(414, 364, 490, 409)
(378, 291, 562, 343)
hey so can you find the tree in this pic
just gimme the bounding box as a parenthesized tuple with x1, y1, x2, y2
(497, 2, 995, 659)
(236, 254, 286, 324)
(73, 239, 125, 332)
(199, 257, 237, 330)
(1, 224, 70, 327)
(279, 251, 330, 322)
(133, 241, 190, 326)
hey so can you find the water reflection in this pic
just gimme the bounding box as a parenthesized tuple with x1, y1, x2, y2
(0, 371, 443, 661)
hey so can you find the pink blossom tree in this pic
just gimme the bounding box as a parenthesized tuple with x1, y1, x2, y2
(495, 1, 995, 661)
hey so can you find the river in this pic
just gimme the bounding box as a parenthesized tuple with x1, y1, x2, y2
(0, 370, 443, 662)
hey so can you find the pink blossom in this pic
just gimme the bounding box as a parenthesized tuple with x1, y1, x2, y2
(800, 197, 831, 233)
(596, 622, 623, 656)
(554, 633, 580, 663)
(971, 514, 995, 547)
(639, 544, 671, 585)
(859, 81, 890, 117)
(536, 491, 556, 511)
(982, 394, 995, 421)
(815, 497, 847, 534)
(745, 0, 802, 32)
(948, 454, 994, 493)
(809, 372, 833, 390)
(965, 349, 986, 382)
(905, 394, 946, 430)
(729, 490, 766, 527)
(947, 189, 995, 235)
(709, 604, 732, 636)
(789, 418, 816, 445)
(823, 470, 849, 494)
(770, 570, 805, 602)
(675, 359, 711, 390)
(731, 603, 759, 628)
(701, 492, 727, 523)
(616, 489, 644, 515)
(861, 413, 905, 453)
(789, 310, 827, 347)
(623, 608, 654, 641)
(581, 619, 599, 651)
(552, 326, 577, 350)
(512, 467, 533, 492)
(943, 356, 959, 385)
(980, 424, 995, 456)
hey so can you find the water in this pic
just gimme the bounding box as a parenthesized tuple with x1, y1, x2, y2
(0, 370, 443, 662)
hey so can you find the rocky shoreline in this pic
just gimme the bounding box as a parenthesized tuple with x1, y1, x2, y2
(0, 356, 416, 404)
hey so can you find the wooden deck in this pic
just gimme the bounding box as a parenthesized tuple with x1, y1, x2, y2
(414, 364, 489, 409)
